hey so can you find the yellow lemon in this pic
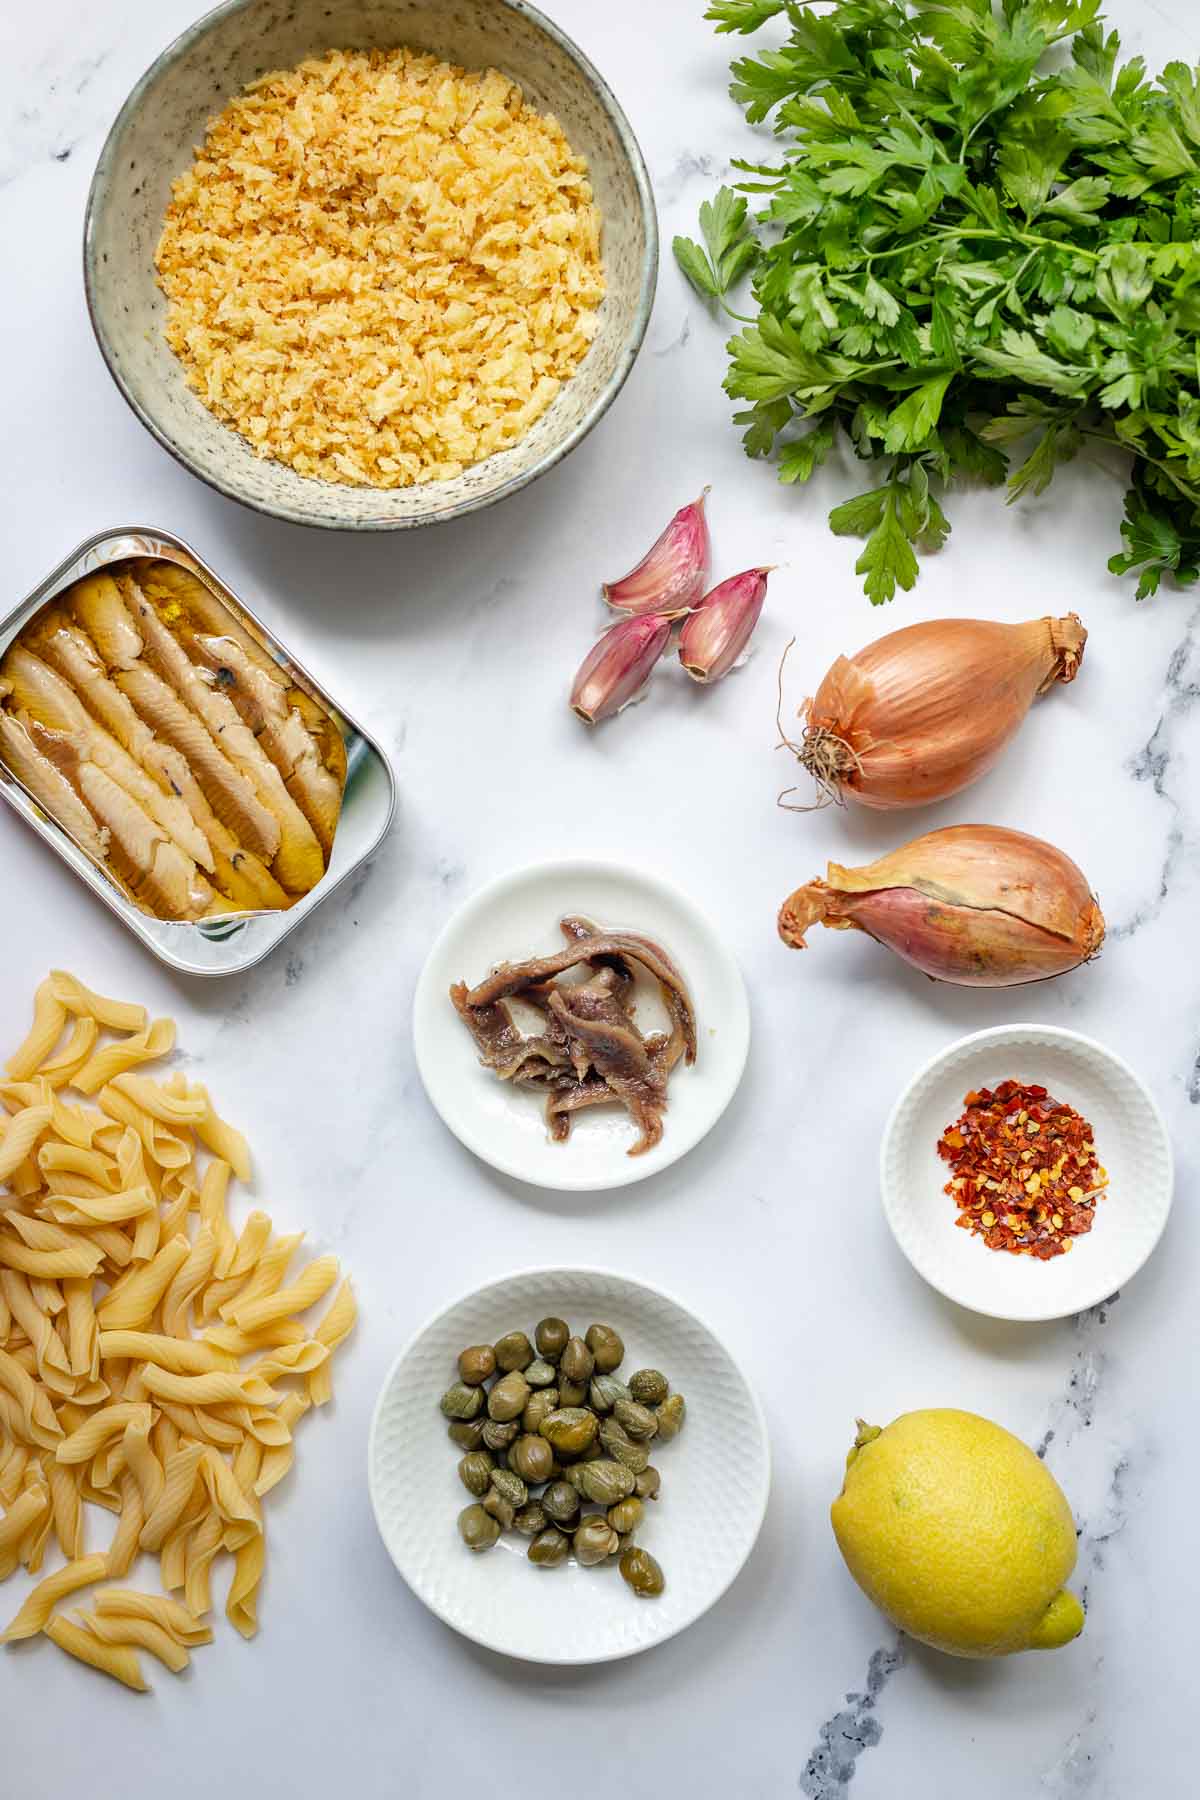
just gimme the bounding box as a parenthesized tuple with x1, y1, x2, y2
(830, 1409, 1084, 1658)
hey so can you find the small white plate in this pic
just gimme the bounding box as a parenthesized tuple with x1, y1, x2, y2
(881, 1025, 1173, 1322)
(412, 860, 750, 1190)
(367, 1267, 770, 1664)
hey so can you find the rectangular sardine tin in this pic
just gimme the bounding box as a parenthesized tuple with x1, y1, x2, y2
(0, 527, 396, 975)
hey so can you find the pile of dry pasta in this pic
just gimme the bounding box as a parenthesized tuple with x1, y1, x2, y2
(0, 972, 355, 1690)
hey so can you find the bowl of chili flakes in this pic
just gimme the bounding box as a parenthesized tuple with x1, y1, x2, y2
(880, 1025, 1173, 1322)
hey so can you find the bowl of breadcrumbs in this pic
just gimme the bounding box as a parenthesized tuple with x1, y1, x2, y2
(84, 0, 657, 530)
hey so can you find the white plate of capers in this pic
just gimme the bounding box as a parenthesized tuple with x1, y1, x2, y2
(367, 1268, 770, 1663)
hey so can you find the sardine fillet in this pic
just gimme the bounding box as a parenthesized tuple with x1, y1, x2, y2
(33, 615, 154, 758)
(76, 763, 212, 921)
(121, 578, 324, 889)
(116, 665, 281, 864)
(67, 573, 144, 668)
(0, 714, 109, 862)
(188, 631, 342, 857)
(5, 644, 214, 872)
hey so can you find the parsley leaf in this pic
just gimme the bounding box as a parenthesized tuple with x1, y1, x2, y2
(1108, 482, 1200, 598)
(673, 186, 760, 303)
(685, 0, 1200, 599)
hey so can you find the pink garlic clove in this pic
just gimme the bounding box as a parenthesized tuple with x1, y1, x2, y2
(603, 490, 711, 617)
(570, 614, 673, 724)
(678, 567, 772, 684)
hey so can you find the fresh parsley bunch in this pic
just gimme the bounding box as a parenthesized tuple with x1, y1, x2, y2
(674, 0, 1200, 600)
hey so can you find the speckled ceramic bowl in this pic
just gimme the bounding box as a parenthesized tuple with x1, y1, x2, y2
(84, 0, 657, 530)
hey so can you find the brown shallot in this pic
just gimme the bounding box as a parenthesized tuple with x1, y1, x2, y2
(781, 615, 1087, 811)
(778, 824, 1104, 987)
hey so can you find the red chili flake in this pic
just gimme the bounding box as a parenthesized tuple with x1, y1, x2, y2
(936, 1079, 1108, 1260)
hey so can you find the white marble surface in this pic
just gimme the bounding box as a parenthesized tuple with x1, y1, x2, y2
(0, 1, 1196, 1793)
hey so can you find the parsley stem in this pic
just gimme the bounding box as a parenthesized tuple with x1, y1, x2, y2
(863, 226, 1101, 267)
(1079, 431, 1200, 507)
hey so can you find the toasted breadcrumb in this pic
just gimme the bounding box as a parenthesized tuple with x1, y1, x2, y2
(155, 48, 605, 489)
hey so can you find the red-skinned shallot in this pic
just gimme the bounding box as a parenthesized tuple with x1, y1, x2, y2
(778, 824, 1104, 986)
(782, 615, 1087, 810)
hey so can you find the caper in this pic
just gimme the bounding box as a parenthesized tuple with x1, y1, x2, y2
(513, 1501, 548, 1537)
(558, 1377, 588, 1408)
(574, 1516, 620, 1565)
(448, 1417, 488, 1451)
(457, 1344, 496, 1386)
(489, 1467, 528, 1508)
(579, 1460, 636, 1505)
(588, 1374, 631, 1415)
(528, 1528, 571, 1568)
(509, 1434, 555, 1485)
(628, 1369, 669, 1406)
(440, 1381, 484, 1421)
(535, 1317, 569, 1362)
(481, 1489, 515, 1529)
(522, 1389, 558, 1434)
(539, 1407, 598, 1456)
(654, 1394, 686, 1441)
(613, 1397, 658, 1441)
(542, 1480, 581, 1527)
(585, 1324, 624, 1374)
(524, 1358, 556, 1389)
(619, 1546, 664, 1597)
(634, 1466, 662, 1501)
(488, 1370, 530, 1422)
(493, 1331, 534, 1373)
(457, 1450, 493, 1497)
(481, 1418, 519, 1451)
(599, 1417, 650, 1475)
(559, 1336, 594, 1385)
(563, 1463, 591, 1497)
(607, 1497, 644, 1536)
(458, 1503, 501, 1552)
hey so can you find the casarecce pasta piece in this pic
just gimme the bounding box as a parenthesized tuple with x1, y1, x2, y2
(46, 972, 145, 1034)
(95, 1235, 190, 1330)
(308, 1279, 358, 1407)
(71, 1018, 176, 1098)
(0, 1550, 108, 1640)
(6, 981, 67, 1082)
(224, 1255, 339, 1333)
(93, 1587, 212, 1645)
(138, 1443, 205, 1553)
(76, 1605, 191, 1672)
(55, 1403, 153, 1466)
(44, 1614, 148, 1690)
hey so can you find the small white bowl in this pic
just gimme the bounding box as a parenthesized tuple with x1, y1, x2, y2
(412, 859, 750, 1191)
(880, 1025, 1173, 1322)
(367, 1267, 770, 1664)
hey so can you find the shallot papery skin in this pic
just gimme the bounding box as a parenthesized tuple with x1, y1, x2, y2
(795, 615, 1087, 809)
(603, 491, 711, 617)
(570, 614, 673, 724)
(679, 568, 772, 683)
(778, 824, 1105, 987)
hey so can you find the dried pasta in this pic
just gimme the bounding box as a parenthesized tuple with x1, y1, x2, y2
(0, 975, 356, 1691)
(77, 1605, 191, 1672)
(44, 1614, 148, 1690)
